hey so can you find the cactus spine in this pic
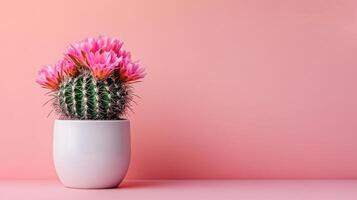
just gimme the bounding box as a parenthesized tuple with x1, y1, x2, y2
(57, 72, 130, 120)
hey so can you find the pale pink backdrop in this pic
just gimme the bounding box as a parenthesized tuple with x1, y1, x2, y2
(0, 0, 357, 179)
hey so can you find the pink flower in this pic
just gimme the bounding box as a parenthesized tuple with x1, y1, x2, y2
(36, 65, 62, 90)
(65, 36, 123, 67)
(65, 36, 145, 81)
(87, 50, 122, 80)
(36, 58, 78, 90)
(119, 61, 146, 82)
(118, 52, 146, 82)
(56, 58, 77, 77)
(65, 44, 84, 66)
(96, 36, 123, 54)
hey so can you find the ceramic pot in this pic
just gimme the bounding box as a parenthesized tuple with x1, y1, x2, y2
(53, 120, 130, 189)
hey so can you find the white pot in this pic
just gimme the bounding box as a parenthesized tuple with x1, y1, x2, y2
(53, 120, 131, 189)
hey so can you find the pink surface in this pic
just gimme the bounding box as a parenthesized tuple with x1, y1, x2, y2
(1, 0, 357, 179)
(1, 180, 357, 200)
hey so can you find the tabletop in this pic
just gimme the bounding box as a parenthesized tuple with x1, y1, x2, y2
(0, 180, 356, 200)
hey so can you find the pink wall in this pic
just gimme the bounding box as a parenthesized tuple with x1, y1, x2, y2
(0, 0, 357, 179)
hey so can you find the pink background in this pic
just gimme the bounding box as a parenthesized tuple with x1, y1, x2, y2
(0, 0, 357, 179)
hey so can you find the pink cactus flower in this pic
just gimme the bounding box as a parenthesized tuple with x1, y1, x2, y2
(36, 65, 62, 90)
(65, 36, 145, 81)
(37, 36, 146, 90)
(118, 51, 146, 82)
(65, 36, 123, 67)
(96, 36, 123, 54)
(65, 44, 82, 66)
(56, 58, 77, 77)
(119, 61, 146, 82)
(86, 50, 123, 80)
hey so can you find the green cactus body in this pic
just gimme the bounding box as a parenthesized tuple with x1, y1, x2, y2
(57, 73, 129, 120)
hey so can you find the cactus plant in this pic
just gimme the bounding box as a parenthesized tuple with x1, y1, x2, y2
(36, 36, 145, 120)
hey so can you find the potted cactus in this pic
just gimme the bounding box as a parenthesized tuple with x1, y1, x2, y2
(36, 36, 145, 189)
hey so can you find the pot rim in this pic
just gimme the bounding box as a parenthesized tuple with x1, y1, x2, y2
(55, 119, 129, 123)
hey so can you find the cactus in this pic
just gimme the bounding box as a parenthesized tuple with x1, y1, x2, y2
(57, 72, 130, 120)
(36, 36, 145, 120)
